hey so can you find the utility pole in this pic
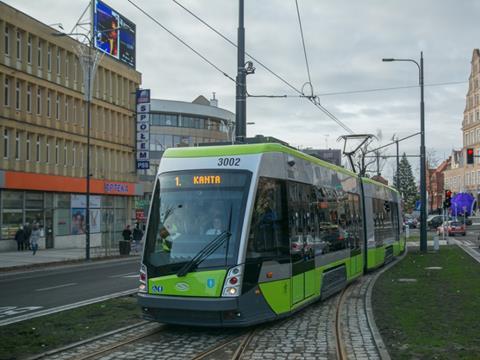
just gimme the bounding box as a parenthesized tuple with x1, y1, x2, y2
(396, 137, 400, 189)
(235, 0, 246, 142)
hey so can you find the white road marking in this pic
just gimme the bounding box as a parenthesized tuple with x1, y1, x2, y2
(0, 288, 137, 327)
(109, 272, 138, 278)
(35, 283, 77, 292)
(0, 306, 42, 318)
(123, 275, 139, 278)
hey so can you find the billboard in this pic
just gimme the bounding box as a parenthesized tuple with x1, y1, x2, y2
(93, 0, 136, 68)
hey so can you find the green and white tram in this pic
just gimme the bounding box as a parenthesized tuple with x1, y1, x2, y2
(137, 143, 403, 327)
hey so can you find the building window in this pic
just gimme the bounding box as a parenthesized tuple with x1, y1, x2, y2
(4, 77, 9, 106)
(46, 139, 50, 163)
(55, 139, 59, 165)
(56, 48, 60, 75)
(16, 30, 21, 60)
(36, 135, 40, 162)
(25, 133, 31, 161)
(64, 143, 67, 166)
(47, 45, 51, 72)
(4, 24, 9, 55)
(73, 100, 77, 123)
(15, 131, 20, 160)
(26, 85, 32, 113)
(36, 88, 41, 115)
(37, 40, 42, 68)
(27, 34, 32, 64)
(47, 91, 51, 117)
(55, 94, 60, 120)
(72, 145, 76, 167)
(65, 54, 69, 78)
(15, 80, 20, 110)
(3, 129, 9, 158)
(74, 60, 77, 82)
(64, 97, 68, 121)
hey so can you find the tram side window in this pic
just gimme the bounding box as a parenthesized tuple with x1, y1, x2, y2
(390, 202, 400, 240)
(246, 177, 289, 259)
(287, 182, 314, 259)
(373, 198, 394, 245)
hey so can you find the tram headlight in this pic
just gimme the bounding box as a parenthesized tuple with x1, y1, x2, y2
(222, 265, 244, 297)
(139, 264, 147, 294)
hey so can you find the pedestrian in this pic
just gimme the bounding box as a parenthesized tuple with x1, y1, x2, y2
(30, 223, 41, 256)
(24, 223, 32, 250)
(132, 223, 144, 253)
(122, 225, 132, 241)
(15, 226, 26, 251)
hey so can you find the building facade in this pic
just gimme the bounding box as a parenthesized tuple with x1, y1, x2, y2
(427, 158, 451, 212)
(0, 3, 142, 250)
(444, 50, 480, 204)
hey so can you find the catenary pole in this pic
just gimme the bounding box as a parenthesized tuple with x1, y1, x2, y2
(235, 0, 246, 142)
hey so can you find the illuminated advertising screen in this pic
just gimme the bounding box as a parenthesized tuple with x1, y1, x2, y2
(93, 0, 136, 68)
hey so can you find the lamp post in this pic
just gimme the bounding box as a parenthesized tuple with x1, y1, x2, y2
(383, 52, 427, 252)
(53, 29, 116, 260)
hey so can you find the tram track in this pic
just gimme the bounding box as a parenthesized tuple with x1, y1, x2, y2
(192, 328, 256, 360)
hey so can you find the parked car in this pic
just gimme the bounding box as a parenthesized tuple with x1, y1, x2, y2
(436, 221, 466, 236)
(404, 217, 418, 228)
(427, 215, 450, 229)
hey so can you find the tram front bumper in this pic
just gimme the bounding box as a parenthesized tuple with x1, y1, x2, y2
(137, 290, 276, 327)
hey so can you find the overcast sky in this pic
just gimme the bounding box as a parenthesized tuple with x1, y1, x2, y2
(5, 0, 479, 182)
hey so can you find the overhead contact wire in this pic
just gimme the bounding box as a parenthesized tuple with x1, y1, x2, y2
(127, 0, 237, 84)
(171, 0, 354, 134)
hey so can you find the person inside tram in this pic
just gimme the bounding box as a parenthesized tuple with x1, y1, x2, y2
(206, 217, 223, 235)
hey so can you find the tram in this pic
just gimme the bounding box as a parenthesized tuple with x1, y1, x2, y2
(137, 142, 404, 327)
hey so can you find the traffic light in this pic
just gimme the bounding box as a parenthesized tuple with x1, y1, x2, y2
(467, 148, 474, 164)
(444, 189, 452, 208)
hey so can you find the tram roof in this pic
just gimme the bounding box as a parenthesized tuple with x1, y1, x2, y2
(163, 143, 399, 194)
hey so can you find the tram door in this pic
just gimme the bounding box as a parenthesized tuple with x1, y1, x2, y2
(288, 183, 316, 305)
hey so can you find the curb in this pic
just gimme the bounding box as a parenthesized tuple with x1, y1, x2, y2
(365, 248, 409, 360)
(0, 255, 141, 277)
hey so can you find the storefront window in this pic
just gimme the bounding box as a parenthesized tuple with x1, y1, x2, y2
(3, 191, 23, 209)
(1, 211, 22, 240)
(55, 193, 70, 208)
(25, 210, 44, 228)
(54, 208, 70, 236)
(102, 195, 114, 208)
(26, 192, 44, 209)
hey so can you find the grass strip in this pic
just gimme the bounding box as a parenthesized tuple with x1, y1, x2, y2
(0, 295, 142, 360)
(373, 246, 480, 360)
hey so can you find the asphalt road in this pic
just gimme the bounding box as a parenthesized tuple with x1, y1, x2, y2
(0, 258, 140, 325)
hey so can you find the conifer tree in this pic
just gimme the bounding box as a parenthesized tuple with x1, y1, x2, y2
(393, 153, 418, 212)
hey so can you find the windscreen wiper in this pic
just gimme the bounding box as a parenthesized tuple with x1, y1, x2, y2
(176, 230, 231, 277)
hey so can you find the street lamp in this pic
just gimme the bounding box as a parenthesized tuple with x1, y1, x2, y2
(383, 52, 427, 252)
(52, 30, 115, 260)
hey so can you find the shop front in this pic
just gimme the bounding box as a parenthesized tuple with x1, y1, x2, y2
(0, 170, 141, 251)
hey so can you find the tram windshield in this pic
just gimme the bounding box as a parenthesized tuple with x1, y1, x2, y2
(143, 170, 251, 277)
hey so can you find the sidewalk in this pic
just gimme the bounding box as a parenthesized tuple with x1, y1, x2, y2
(0, 247, 140, 271)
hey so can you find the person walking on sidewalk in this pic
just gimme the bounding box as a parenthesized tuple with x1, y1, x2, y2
(122, 225, 132, 242)
(132, 223, 144, 253)
(24, 223, 32, 250)
(30, 224, 40, 255)
(15, 226, 26, 251)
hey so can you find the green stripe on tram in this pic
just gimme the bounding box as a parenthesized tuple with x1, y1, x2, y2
(163, 143, 355, 177)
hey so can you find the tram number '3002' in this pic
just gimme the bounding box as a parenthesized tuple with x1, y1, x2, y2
(217, 157, 240, 167)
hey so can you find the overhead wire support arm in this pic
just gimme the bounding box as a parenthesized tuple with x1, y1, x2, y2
(365, 131, 420, 154)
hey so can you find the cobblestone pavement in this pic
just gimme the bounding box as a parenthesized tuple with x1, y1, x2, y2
(42, 278, 387, 360)
(340, 276, 381, 360)
(44, 322, 238, 360)
(239, 297, 338, 360)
